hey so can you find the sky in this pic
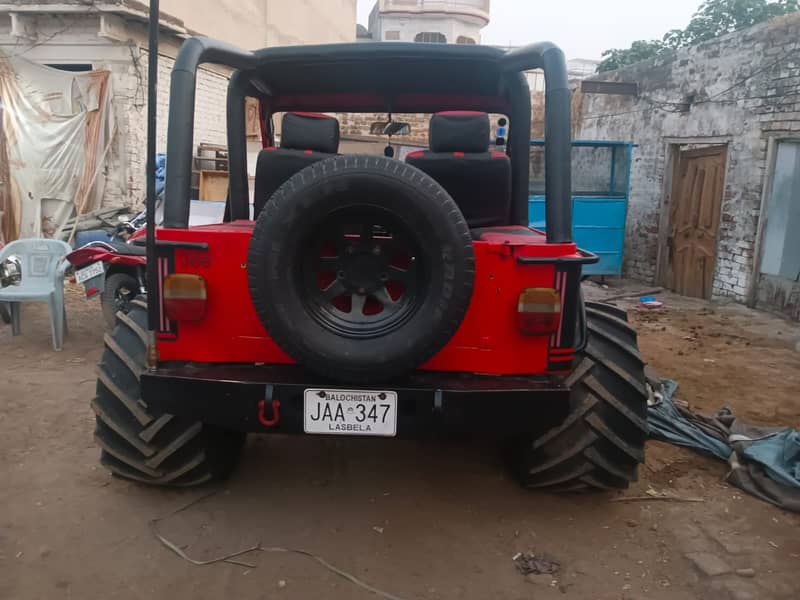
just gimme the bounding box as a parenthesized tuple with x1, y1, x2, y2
(357, 0, 703, 60)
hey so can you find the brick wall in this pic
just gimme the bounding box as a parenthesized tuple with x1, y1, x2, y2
(125, 50, 229, 206)
(576, 12, 800, 312)
(338, 112, 432, 145)
(337, 111, 512, 146)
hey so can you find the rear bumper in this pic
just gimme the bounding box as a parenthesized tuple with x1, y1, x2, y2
(141, 364, 570, 437)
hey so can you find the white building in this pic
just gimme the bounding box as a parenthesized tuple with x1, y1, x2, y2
(525, 58, 600, 92)
(367, 0, 490, 45)
(0, 0, 356, 240)
(363, 3, 597, 90)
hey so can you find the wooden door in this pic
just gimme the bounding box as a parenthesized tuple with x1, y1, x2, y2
(666, 146, 727, 299)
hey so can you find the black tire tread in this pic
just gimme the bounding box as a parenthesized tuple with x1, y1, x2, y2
(585, 305, 637, 343)
(585, 320, 644, 364)
(91, 298, 244, 486)
(96, 366, 151, 426)
(116, 310, 148, 346)
(103, 332, 144, 380)
(585, 300, 629, 322)
(517, 302, 648, 491)
(139, 414, 174, 443)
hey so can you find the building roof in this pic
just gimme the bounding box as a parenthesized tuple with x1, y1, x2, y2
(0, 0, 192, 37)
(375, 0, 490, 26)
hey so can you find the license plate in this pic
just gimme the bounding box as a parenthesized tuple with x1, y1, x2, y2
(75, 261, 105, 284)
(304, 388, 397, 436)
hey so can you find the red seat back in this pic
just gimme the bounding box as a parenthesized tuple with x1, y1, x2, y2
(406, 112, 511, 228)
(253, 112, 340, 217)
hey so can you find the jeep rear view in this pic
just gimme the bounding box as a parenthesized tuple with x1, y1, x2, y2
(93, 38, 648, 491)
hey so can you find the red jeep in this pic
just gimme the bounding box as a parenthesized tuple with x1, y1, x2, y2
(94, 38, 648, 490)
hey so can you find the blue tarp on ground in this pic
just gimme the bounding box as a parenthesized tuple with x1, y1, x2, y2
(648, 380, 730, 461)
(740, 429, 800, 489)
(648, 380, 800, 512)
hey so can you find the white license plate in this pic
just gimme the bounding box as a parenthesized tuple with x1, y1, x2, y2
(304, 388, 397, 436)
(75, 261, 105, 284)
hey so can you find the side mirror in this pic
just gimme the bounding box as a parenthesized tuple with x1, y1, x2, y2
(369, 121, 411, 136)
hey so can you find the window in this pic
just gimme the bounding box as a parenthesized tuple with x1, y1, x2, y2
(760, 140, 800, 279)
(384, 30, 400, 40)
(414, 32, 446, 44)
(456, 36, 476, 44)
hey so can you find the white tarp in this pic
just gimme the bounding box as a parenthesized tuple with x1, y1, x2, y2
(0, 52, 115, 241)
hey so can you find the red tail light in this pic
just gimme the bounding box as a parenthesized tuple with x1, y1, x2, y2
(517, 288, 561, 335)
(164, 274, 207, 321)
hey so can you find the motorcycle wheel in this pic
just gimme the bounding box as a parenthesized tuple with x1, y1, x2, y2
(101, 273, 140, 330)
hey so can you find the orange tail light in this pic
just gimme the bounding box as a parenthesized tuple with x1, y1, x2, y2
(164, 273, 207, 321)
(517, 288, 561, 336)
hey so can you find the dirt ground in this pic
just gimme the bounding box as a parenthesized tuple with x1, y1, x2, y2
(1, 282, 799, 600)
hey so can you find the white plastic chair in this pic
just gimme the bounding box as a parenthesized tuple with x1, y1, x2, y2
(0, 239, 71, 351)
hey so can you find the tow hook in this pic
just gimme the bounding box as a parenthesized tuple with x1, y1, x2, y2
(258, 384, 281, 427)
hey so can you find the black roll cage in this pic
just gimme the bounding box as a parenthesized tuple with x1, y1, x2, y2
(161, 38, 572, 244)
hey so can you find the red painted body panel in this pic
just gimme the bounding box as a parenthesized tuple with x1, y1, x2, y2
(155, 221, 579, 375)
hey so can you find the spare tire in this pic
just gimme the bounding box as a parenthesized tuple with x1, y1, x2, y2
(247, 155, 475, 383)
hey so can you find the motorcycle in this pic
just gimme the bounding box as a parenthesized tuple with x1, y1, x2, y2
(0, 244, 21, 324)
(66, 212, 147, 329)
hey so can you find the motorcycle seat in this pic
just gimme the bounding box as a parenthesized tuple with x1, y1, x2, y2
(101, 241, 147, 256)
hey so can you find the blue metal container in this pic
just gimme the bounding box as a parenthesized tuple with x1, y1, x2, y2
(528, 140, 634, 276)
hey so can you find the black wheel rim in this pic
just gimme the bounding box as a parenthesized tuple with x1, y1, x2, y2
(299, 207, 426, 338)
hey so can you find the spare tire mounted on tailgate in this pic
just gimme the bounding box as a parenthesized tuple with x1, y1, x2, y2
(247, 155, 475, 383)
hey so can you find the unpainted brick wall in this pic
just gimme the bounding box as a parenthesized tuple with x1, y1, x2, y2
(338, 112, 432, 145)
(124, 50, 229, 206)
(337, 111, 512, 146)
(576, 12, 800, 309)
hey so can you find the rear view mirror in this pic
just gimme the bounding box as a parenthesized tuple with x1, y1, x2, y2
(369, 121, 411, 136)
(370, 121, 389, 135)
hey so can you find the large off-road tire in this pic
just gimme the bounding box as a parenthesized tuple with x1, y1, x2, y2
(92, 298, 245, 486)
(515, 301, 649, 491)
(101, 272, 139, 330)
(248, 155, 475, 383)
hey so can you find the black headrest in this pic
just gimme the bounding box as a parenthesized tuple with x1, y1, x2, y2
(280, 112, 340, 154)
(429, 111, 490, 153)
